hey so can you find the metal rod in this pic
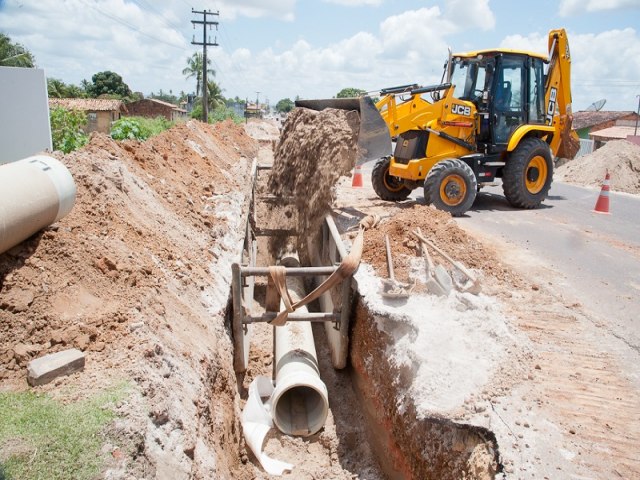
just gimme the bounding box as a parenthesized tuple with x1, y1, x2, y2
(241, 266, 338, 277)
(231, 262, 246, 372)
(244, 312, 338, 324)
(324, 214, 348, 260)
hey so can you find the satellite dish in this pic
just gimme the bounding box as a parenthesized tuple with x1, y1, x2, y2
(586, 99, 607, 111)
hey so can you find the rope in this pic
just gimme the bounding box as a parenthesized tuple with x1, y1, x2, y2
(267, 215, 376, 326)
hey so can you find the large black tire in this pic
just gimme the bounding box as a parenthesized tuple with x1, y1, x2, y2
(503, 138, 553, 209)
(424, 159, 477, 217)
(371, 156, 412, 201)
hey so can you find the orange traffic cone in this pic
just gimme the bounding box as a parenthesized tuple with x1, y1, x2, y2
(593, 170, 611, 214)
(352, 164, 363, 188)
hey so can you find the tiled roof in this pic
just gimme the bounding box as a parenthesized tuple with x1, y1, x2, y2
(144, 98, 180, 109)
(48, 98, 127, 112)
(573, 111, 635, 130)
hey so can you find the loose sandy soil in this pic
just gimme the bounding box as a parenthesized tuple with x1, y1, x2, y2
(556, 139, 640, 193)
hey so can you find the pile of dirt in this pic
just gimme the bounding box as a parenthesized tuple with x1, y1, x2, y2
(556, 139, 640, 193)
(0, 120, 260, 478)
(268, 107, 360, 247)
(360, 204, 524, 289)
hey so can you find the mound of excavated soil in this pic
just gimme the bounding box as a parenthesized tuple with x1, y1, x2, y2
(0, 120, 260, 478)
(360, 204, 524, 289)
(555, 139, 640, 194)
(268, 107, 360, 247)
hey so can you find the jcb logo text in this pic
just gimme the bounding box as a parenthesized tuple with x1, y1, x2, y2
(451, 104, 471, 116)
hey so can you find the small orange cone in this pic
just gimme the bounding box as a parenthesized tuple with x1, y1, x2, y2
(593, 170, 611, 214)
(352, 164, 363, 188)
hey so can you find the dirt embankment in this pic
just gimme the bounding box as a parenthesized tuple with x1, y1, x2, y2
(556, 139, 640, 193)
(0, 120, 260, 478)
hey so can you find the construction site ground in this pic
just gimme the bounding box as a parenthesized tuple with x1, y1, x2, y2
(1, 119, 639, 479)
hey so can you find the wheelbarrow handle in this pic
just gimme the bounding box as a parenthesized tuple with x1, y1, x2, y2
(384, 234, 395, 281)
(412, 231, 477, 282)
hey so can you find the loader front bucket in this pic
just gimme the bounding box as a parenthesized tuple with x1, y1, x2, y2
(295, 97, 392, 164)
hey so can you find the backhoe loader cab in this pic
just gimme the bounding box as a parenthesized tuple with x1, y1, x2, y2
(370, 29, 579, 216)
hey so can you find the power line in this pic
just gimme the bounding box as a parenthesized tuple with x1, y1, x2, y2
(130, 0, 183, 32)
(78, 0, 185, 50)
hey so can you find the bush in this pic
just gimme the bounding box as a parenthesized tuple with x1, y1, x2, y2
(209, 105, 244, 124)
(110, 118, 146, 141)
(49, 107, 88, 153)
(110, 116, 174, 141)
(190, 105, 243, 124)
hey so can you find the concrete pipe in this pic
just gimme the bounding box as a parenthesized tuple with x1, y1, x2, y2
(0, 155, 76, 255)
(271, 253, 329, 437)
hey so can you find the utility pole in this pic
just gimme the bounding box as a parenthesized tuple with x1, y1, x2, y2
(191, 9, 219, 123)
(635, 94, 640, 137)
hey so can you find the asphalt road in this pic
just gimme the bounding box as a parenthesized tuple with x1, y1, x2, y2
(452, 180, 640, 352)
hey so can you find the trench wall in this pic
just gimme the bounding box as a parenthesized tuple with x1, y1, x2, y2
(349, 298, 501, 480)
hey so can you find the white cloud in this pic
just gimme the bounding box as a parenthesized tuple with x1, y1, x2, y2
(210, 5, 509, 102)
(559, 0, 640, 16)
(444, 0, 495, 31)
(213, 0, 297, 21)
(323, 0, 383, 6)
(380, 7, 455, 59)
(499, 29, 640, 111)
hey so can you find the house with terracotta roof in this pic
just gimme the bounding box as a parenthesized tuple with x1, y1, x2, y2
(572, 111, 639, 139)
(48, 98, 128, 134)
(125, 98, 188, 122)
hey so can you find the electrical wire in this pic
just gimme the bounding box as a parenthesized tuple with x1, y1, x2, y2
(78, 0, 185, 50)
(130, 0, 183, 32)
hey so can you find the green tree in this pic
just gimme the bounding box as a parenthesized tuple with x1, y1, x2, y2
(0, 33, 35, 67)
(47, 78, 86, 98)
(182, 52, 215, 97)
(206, 80, 225, 111)
(49, 107, 88, 153)
(336, 87, 367, 98)
(86, 71, 132, 98)
(275, 98, 294, 113)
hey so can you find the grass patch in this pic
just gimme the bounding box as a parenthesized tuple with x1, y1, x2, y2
(0, 383, 129, 480)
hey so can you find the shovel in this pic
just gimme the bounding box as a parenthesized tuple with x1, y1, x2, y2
(412, 230, 482, 295)
(381, 234, 411, 299)
(415, 227, 451, 296)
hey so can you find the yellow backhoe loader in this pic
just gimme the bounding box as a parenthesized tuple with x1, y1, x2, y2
(298, 28, 579, 216)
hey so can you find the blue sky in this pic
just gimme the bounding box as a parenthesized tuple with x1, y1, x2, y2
(1, 0, 639, 110)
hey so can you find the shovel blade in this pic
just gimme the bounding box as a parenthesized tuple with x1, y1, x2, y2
(295, 97, 392, 164)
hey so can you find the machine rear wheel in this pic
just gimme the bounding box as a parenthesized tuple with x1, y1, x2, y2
(424, 159, 477, 216)
(371, 156, 412, 201)
(503, 138, 553, 208)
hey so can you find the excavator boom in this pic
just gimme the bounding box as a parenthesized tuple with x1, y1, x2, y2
(546, 28, 580, 159)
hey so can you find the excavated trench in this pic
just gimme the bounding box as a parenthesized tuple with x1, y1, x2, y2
(224, 156, 502, 479)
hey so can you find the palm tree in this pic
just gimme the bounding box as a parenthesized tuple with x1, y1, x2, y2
(182, 52, 215, 97)
(0, 33, 35, 67)
(206, 80, 225, 110)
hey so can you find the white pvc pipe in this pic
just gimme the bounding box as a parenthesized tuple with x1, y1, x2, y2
(271, 253, 329, 437)
(0, 155, 76, 255)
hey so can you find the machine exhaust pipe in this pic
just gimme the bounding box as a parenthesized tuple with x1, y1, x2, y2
(0, 155, 76, 255)
(271, 253, 329, 437)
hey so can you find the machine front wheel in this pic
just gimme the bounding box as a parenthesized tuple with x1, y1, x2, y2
(424, 159, 477, 216)
(503, 138, 553, 209)
(371, 157, 412, 201)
